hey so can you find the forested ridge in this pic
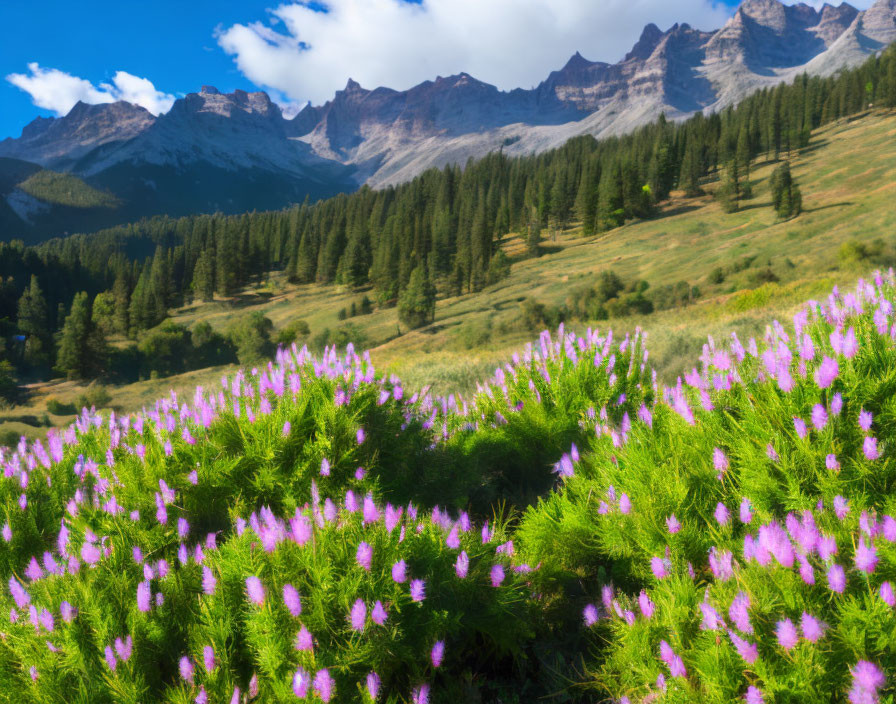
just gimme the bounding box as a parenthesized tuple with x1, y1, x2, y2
(0, 48, 893, 389)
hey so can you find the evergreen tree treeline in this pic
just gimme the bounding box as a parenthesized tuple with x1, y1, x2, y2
(0, 48, 892, 383)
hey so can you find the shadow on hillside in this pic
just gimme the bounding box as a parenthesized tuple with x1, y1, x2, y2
(659, 203, 702, 218)
(796, 138, 831, 157)
(804, 202, 854, 213)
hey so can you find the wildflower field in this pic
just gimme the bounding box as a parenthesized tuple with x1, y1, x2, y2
(2, 270, 896, 703)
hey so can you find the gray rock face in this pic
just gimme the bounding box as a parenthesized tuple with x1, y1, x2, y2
(0, 0, 893, 201)
(0, 101, 155, 170)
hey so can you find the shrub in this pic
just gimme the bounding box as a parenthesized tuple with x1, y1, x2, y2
(45, 397, 76, 415)
(519, 270, 896, 702)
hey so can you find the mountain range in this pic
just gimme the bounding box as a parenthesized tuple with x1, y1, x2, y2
(1, 0, 894, 241)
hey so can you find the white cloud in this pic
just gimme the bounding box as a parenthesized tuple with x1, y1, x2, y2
(6, 63, 175, 116)
(217, 0, 735, 108)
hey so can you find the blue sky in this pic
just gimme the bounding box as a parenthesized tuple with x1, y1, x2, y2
(0, 0, 765, 140)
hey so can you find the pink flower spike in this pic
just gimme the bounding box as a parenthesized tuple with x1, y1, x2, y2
(714, 502, 730, 526)
(880, 582, 896, 607)
(827, 563, 846, 593)
(855, 538, 879, 574)
(666, 515, 681, 534)
(775, 618, 799, 649)
(583, 604, 599, 627)
(431, 640, 445, 668)
(801, 612, 827, 642)
(863, 436, 880, 461)
(245, 576, 265, 605)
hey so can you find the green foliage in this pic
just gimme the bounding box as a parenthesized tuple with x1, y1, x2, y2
(55, 291, 108, 380)
(17, 170, 119, 209)
(397, 267, 436, 330)
(276, 320, 311, 346)
(45, 397, 77, 415)
(228, 312, 275, 366)
(519, 272, 896, 703)
(770, 161, 802, 220)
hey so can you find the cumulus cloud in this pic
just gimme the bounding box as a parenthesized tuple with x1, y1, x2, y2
(6, 63, 175, 116)
(217, 0, 736, 108)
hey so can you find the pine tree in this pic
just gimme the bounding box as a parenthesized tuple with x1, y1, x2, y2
(192, 248, 215, 302)
(679, 137, 704, 197)
(17, 275, 50, 367)
(770, 161, 802, 220)
(736, 124, 753, 199)
(112, 272, 130, 335)
(574, 162, 598, 235)
(397, 266, 436, 330)
(597, 160, 625, 230)
(56, 292, 107, 379)
(716, 162, 741, 214)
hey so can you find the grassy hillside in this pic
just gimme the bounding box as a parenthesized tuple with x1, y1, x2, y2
(1, 271, 895, 702)
(1, 111, 894, 441)
(17, 170, 120, 209)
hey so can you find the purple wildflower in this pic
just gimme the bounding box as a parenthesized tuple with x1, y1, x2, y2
(880, 581, 896, 607)
(356, 541, 373, 571)
(776, 618, 799, 649)
(728, 630, 759, 664)
(245, 576, 265, 605)
(745, 686, 764, 704)
(292, 668, 310, 698)
(410, 579, 425, 602)
(137, 581, 151, 613)
(801, 612, 827, 642)
(202, 566, 217, 596)
(855, 538, 879, 573)
(859, 409, 873, 431)
(392, 560, 407, 583)
(350, 598, 367, 632)
(412, 684, 430, 704)
(811, 404, 828, 430)
(849, 661, 885, 704)
(455, 551, 469, 579)
(740, 498, 753, 524)
(583, 604, 599, 627)
(666, 515, 681, 534)
(295, 625, 313, 651)
(827, 563, 846, 593)
(283, 584, 301, 617)
(814, 356, 838, 388)
(729, 592, 753, 634)
(713, 448, 728, 475)
(638, 590, 655, 619)
(203, 645, 216, 672)
(651, 556, 670, 579)
(834, 495, 850, 520)
(313, 669, 335, 703)
(366, 672, 381, 700)
(714, 502, 730, 526)
(179, 656, 194, 684)
(371, 600, 388, 625)
(490, 564, 505, 587)
(431, 640, 445, 668)
(831, 392, 843, 415)
(863, 436, 880, 461)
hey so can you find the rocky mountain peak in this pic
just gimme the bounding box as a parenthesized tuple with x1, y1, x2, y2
(625, 23, 665, 61)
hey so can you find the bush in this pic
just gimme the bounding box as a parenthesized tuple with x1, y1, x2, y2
(76, 383, 112, 410)
(45, 397, 76, 415)
(277, 319, 311, 346)
(519, 271, 896, 702)
(519, 298, 564, 331)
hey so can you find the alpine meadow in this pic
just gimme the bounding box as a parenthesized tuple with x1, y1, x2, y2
(1, 1, 896, 703)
